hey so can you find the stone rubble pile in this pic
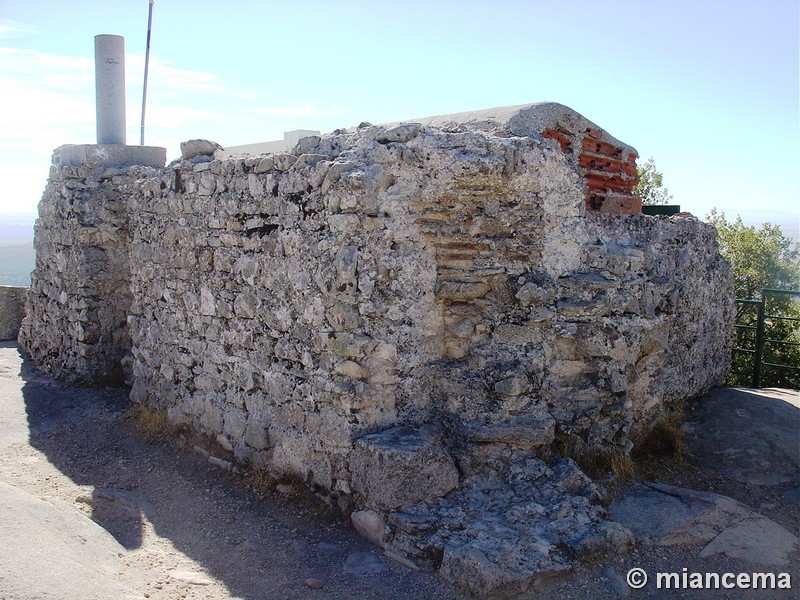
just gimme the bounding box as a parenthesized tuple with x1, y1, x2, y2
(386, 453, 633, 597)
(346, 422, 635, 596)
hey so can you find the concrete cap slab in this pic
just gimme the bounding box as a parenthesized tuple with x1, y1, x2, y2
(57, 144, 166, 168)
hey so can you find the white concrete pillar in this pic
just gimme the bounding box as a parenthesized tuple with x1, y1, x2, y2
(94, 35, 126, 145)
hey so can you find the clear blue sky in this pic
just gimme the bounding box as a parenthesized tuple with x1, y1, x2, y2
(0, 0, 797, 228)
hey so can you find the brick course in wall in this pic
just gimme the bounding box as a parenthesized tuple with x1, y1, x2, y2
(543, 125, 641, 215)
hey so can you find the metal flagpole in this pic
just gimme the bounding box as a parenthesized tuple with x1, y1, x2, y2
(140, 0, 154, 145)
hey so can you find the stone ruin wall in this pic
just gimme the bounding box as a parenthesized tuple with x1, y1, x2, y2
(21, 103, 734, 490)
(20, 152, 134, 382)
(0, 286, 27, 341)
(19, 103, 735, 594)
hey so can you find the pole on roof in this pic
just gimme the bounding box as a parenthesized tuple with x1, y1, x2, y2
(95, 35, 126, 145)
(140, 0, 154, 145)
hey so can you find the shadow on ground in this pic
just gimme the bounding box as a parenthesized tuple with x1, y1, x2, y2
(9, 339, 799, 600)
(14, 343, 457, 600)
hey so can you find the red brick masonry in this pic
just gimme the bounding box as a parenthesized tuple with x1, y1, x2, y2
(544, 127, 641, 215)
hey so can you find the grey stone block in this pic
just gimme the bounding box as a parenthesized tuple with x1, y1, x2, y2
(350, 426, 459, 511)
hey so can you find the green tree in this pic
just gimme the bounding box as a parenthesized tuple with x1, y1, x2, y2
(634, 157, 673, 206)
(707, 209, 799, 299)
(707, 209, 800, 388)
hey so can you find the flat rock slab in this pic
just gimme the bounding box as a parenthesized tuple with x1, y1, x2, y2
(0, 480, 139, 600)
(683, 387, 800, 486)
(699, 516, 799, 566)
(610, 482, 798, 566)
(609, 482, 752, 546)
(343, 551, 389, 576)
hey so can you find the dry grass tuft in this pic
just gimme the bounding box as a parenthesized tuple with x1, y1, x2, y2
(635, 405, 686, 460)
(608, 446, 637, 480)
(125, 404, 183, 442)
(580, 446, 638, 480)
(555, 438, 638, 481)
(557, 405, 689, 482)
(572, 446, 606, 478)
(631, 404, 687, 479)
(246, 468, 276, 495)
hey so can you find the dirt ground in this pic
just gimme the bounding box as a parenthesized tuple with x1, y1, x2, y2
(0, 342, 456, 600)
(0, 341, 797, 599)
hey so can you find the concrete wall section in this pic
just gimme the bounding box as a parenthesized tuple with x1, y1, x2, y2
(224, 130, 322, 157)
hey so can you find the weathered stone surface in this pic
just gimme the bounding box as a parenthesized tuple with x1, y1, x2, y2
(180, 139, 223, 159)
(21, 102, 735, 597)
(610, 482, 798, 565)
(610, 482, 752, 546)
(376, 124, 421, 144)
(0, 480, 139, 599)
(459, 412, 555, 449)
(0, 286, 26, 341)
(18, 162, 158, 383)
(698, 516, 798, 566)
(684, 387, 800, 486)
(386, 456, 633, 598)
(404, 102, 642, 214)
(350, 427, 459, 511)
(24, 103, 733, 482)
(351, 509, 387, 547)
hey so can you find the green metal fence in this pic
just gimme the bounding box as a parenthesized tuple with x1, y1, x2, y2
(732, 288, 800, 388)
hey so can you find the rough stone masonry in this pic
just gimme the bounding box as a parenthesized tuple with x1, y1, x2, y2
(19, 103, 735, 597)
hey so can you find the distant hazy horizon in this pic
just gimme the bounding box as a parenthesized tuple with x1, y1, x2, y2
(737, 210, 799, 244)
(2, 207, 797, 245)
(1, 206, 797, 288)
(0, 240, 34, 286)
(0, 214, 35, 246)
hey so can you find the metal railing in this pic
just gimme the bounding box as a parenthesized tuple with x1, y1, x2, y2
(732, 288, 800, 388)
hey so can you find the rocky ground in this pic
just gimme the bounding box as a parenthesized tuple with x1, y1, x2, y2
(0, 341, 797, 599)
